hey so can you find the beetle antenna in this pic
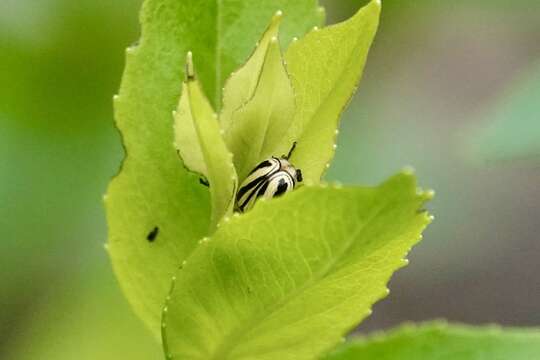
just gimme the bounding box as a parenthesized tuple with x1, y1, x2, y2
(285, 141, 297, 159)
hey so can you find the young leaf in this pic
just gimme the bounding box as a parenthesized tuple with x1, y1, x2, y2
(106, 0, 325, 337)
(324, 322, 540, 360)
(220, 12, 282, 135)
(225, 34, 296, 181)
(144, 0, 325, 110)
(173, 103, 207, 177)
(162, 173, 433, 360)
(174, 88, 208, 178)
(285, 0, 381, 183)
(174, 53, 238, 231)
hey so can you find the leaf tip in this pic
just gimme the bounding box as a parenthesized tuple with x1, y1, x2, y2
(273, 9, 283, 19)
(400, 165, 416, 176)
(416, 187, 435, 201)
(418, 187, 432, 197)
(425, 188, 435, 199)
(185, 51, 195, 80)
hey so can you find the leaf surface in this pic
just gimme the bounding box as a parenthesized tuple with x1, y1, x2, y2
(175, 53, 238, 230)
(285, 0, 380, 182)
(225, 34, 296, 181)
(106, 0, 324, 337)
(219, 12, 282, 135)
(143, 0, 324, 109)
(324, 322, 540, 360)
(162, 173, 432, 360)
(174, 82, 208, 178)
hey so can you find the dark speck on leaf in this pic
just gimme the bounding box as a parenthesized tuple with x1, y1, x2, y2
(147, 226, 159, 242)
(199, 177, 209, 187)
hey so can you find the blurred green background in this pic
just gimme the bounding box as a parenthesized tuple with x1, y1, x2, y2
(1, 1, 539, 359)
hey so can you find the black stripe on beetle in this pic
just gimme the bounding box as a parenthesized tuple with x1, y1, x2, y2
(249, 159, 273, 174)
(235, 143, 302, 212)
(236, 171, 267, 200)
(274, 178, 289, 196)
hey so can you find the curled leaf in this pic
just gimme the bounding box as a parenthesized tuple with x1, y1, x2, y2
(220, 12, 283, 134)
(174, 53, 238, 230)
(224, 34, 296, 181)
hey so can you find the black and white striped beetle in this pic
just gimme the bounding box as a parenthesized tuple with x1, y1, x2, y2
(236, 143, 302, 212)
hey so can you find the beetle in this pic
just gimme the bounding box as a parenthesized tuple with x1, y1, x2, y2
(236, 142, 303, 212)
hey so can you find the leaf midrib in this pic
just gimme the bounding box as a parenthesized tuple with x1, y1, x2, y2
(212, 189, 397, 359)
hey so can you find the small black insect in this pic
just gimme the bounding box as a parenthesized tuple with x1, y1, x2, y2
(199, 177, 209, 187)
(146, 226, 159, 242)
(236, 142, 302, 212)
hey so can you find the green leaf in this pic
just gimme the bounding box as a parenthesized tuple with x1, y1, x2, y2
(144, 0, 324, 110)
(174, 53, 238, 230)
(106, 0, 325, 337)
(285, 0, 380, 183)
(468, 61, 540, 162)
(174, 86, 208, 178)
(162, 172, 433, 360)
(324, 322, 540, 360)
(224, 30, 296, 181)
(106, 79, 210, 341)
(219, 12, 282, 136)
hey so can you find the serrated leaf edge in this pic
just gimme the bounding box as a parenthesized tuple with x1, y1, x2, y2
(161, 170, 433, 359)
